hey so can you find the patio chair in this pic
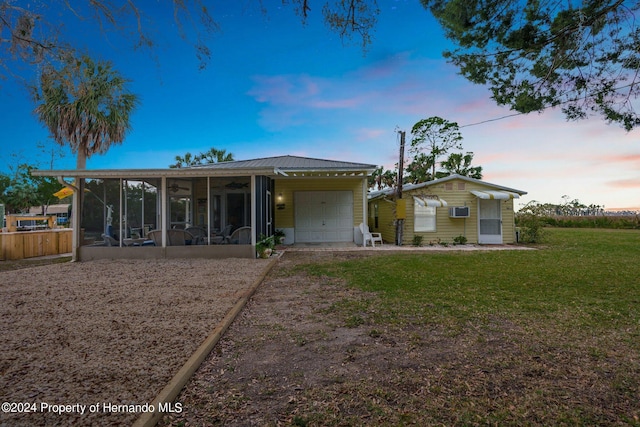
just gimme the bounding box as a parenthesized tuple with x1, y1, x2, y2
(168, 229, 194, 246)
(359, 223, 382, 247)
(213, 224, 233, 244)
(101, 234, 119, 247)
(226, 226, 251, 244)
(185, 226, 207, 245)
(147, 230, 162, 246)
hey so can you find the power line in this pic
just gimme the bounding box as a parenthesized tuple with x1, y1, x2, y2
(459, 111, 525, 128)
(458, 81, 638, 129)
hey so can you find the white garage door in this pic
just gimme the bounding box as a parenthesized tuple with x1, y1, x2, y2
(294, 191, 353, 242)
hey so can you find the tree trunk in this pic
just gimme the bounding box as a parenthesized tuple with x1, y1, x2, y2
(72, 149, 87, 261)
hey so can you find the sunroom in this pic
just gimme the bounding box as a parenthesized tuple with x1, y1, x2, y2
(32, 167, 276, 261)
(31, 155, 377, 260)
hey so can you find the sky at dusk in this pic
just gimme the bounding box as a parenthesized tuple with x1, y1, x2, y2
(1, 1, 639, 211)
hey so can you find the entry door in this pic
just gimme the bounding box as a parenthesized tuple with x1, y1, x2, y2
(478, 199, 502, 244)
(295, 191, 353, 242)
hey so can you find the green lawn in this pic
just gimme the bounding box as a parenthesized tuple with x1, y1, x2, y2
(307, 228, 640, 331)
(300, 228, 640, 425)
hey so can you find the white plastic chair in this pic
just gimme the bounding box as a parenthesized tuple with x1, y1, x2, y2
(359, 223, 382, 247)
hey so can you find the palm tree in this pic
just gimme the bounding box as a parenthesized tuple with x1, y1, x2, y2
(405, 153, 435, 184)
(197, 147, 234, 164)
(438, 152, 483, 179)
(171, 152, 199, 168)
(32, 54, 138, 257)
(32, 54, 139, 169)
(170, 147, 234, 168)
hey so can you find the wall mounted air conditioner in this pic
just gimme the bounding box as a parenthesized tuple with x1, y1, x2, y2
(449, 206, 470, 218)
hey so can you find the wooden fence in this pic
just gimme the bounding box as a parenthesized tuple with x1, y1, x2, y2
(0, 229, 72, 261)
(5, 214, 57, 232)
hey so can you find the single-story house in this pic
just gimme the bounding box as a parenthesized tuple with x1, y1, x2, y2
(31, 155, 377, 260)
(368, 174, 527, 245)
(29, 204, 71, 225)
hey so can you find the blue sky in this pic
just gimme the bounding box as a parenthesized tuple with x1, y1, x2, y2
(2, 0, 639, 211)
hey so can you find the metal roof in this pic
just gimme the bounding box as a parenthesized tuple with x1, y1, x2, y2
(31, 167, 280, 179)
(31, 156, 377, 179)
(369, 174, 527, 199)
(193, 155, 377, 171)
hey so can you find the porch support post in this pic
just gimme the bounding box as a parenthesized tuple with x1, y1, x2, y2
(55, 176, 80, 261)
(141, 181, 145, 237)
(119, 178, 124, 247)
(250, 175, 256, 252)
(206, 177, 211, 245)
(71, 177, 83, 261)
(103, 183, 107, 239)
(161, 176, 167, 247)
(362, 176, 368, 228)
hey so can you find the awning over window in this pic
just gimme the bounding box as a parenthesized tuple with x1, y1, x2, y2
(413, 196, 448, 207)
(470, 190, 520, 200)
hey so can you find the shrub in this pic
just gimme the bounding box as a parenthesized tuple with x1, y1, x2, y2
(256, 234, 276, 258)
(516, 201, 546, 243)
(412, 235, 423, 247)
(453, 235, 467, 245)
(274, 229, 286, 245)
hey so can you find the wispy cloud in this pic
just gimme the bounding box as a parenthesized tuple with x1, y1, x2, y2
(353, 127, 387, 141)
(246, 52, 450, 130)
(601, 153, 640, 164)
(607, 177, 640, 189)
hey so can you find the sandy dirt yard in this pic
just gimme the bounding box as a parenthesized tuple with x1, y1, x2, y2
(0, 258, 272, 427)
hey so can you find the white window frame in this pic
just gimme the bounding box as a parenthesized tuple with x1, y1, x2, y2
(414, 201, 436, 232)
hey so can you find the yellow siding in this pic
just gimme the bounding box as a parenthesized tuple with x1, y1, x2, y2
(274, 178, 366, 228)
(370, 178, 519, 245)
(369, 198, 396, 243)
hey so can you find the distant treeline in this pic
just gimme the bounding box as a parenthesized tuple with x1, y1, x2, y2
(516, 198, 639, 230)
(520, 215, 640, 229)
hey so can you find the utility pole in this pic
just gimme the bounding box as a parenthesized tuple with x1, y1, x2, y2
(396, 131, 405, 246)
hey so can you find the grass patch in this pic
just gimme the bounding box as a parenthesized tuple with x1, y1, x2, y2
(305, 228, 640, 332)
(292, 229, 640, 425)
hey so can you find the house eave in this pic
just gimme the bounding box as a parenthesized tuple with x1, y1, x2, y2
(31, 166, 377, 180)
(30, 167, 282, 179)
(275, 168, 375, 178)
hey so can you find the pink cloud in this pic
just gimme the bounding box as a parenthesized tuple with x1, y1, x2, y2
(311, 98, 363, 109)
(248, 74, 320, 106)
(249, 73, 368, 113)
(607, 178, 640, 189)
(247, 52, 460, 129)
(482, 170, 527, 181)
(601, 153, 640, 164)
(355, 52, 411, 80)
(353, 127, 386, 141)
